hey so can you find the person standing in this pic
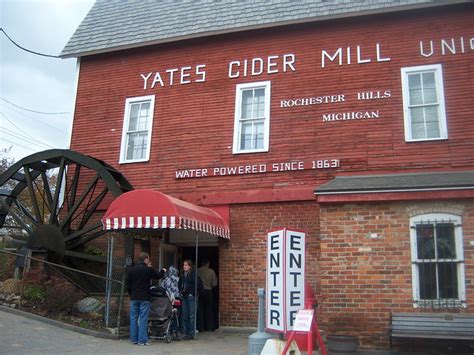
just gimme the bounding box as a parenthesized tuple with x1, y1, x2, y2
(197, 258, 217, 331)
(179, 259, 199, 340)
(126, 252, 166, 346)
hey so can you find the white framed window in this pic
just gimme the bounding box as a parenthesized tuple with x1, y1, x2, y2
(119, 95, 155, 164)
(233, 81, 271, 154)
(401, 64, 447, 142)
(410, 213, 466, 308)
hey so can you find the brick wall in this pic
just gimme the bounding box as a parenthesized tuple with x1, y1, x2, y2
(219, 201, 320, 327)
(318, 199, 474, 349)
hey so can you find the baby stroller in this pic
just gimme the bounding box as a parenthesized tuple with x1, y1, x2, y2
(148, 286, 181, 343)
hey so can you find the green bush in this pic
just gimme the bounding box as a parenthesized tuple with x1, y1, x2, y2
(24, 285, 46, 301)
(84, 244, 106, 257)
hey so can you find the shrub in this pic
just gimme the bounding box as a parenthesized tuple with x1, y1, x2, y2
(43, 276, 83, 313)
(24, 285, 45, 301)
(84, 244, 106, 257)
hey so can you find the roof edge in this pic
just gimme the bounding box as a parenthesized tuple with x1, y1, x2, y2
(60, 0, 470, 59)
(314, 170, 474, 195)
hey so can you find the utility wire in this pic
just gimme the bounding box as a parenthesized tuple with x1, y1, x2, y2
(0, 137, 43, 153)
(0, 97, 69, 115)
(0, 127, 55, 149)
(0, 105, 67, 133)
(0, 27, 60, 59)
(0, 112, 56, 148)
(0, 128, 55, 150)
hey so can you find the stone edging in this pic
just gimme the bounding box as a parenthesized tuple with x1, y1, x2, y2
(0, 305, 120, 340)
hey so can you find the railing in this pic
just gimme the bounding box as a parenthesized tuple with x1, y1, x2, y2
(0, 247, 127, 335)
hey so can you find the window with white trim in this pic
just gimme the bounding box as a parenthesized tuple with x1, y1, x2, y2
(410, 213, 466, 308)
(119, 95, 155, 164)
(233, 81, 271, 154)
(401, 64, 447, 142)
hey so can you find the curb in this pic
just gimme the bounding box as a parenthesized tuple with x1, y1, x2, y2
(0, 305, 120, 340)
(218, 326, 256, 335)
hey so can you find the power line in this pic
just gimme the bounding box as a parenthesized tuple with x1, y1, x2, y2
(0, 128, 55, 150)
(0, 137, 43, 153)
(0, 112, 56, 148)
(0, 27, 60, 59)
(0, 105, 67, 133)
(0, 97, 69, 115)
(0, 127, 54, 149)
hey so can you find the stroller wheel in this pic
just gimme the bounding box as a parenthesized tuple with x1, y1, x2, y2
(172, 331, 179, 341)
(165, 334, 172, 343)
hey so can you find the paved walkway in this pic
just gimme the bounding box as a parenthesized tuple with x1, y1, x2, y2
(0, 309, 252, 355)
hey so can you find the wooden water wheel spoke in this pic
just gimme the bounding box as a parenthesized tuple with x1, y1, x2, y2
(13, 199, 38, 228)
(68, 229, 107, 250)
(67, 165, 81, 211)
(24, 167, 42, 223)
(59, 173, 100, 232)
(40, 171, 54, 213)
(77, 187, 108, 231)
(64, 222, 102, 243)
(4, 201, 34, 235)
(49, 157, 66, 225)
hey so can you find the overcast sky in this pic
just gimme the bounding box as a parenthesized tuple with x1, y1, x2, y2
(0, 0, 95, 162)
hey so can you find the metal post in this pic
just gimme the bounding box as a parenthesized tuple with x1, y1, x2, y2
(105, 235, 111, 327)
(248, 288, 275, 355)
(116, 266, 127, 335)
(194, 232, 199, 339)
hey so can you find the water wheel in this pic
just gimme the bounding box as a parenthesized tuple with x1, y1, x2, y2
(0, 149, 133, 290)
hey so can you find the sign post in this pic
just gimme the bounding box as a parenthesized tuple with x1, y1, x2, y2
(266, 228, 326, 355)
(266, 228, 305, 333)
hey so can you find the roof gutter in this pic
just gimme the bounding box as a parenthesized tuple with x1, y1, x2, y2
(315, 186, 474, 196)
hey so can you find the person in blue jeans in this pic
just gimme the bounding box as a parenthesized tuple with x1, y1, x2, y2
(127, 252, 166, 345)
(179, 259, 201, 340)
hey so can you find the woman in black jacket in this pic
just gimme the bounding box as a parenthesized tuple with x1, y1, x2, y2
(179, 259, 199, 339)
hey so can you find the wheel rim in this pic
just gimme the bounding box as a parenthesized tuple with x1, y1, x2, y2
(0, 149, 133, 288)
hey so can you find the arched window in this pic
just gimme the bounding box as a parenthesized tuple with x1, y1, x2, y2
(410, 213, 466, 308)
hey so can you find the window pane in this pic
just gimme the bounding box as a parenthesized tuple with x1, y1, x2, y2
(140, 102, 150, 116)
(425, 106, 440, 138)
(129, 104, 140, 130)
(254, 122, 264, 149)
(436, 223, 456, 259)
(255, 88, 265, 117)
(422, 72, 437, 104)
(412, 124, 425, 140)
(417, 225, 435, 259)
(424, 106, 439, 123)
(241, 90, 253, 119)
(240, 122, 253, 150)
(426, 122, 440, 139)
(408, 74, 423, 105)
(410, 107, 424, 123)
(438, 262, 458, 299)
(418, 263, 437, 299)
(126, 132, 147, 160)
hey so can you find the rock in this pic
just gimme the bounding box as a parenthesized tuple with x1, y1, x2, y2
(75, 297, 104, 313)
(10, 303, 16, 309)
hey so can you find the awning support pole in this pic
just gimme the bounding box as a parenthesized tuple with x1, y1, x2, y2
(194, 231, 199, 339)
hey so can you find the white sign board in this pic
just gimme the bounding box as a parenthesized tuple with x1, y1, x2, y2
(293, 309, 314, 332)
(266, 228, 305, 333)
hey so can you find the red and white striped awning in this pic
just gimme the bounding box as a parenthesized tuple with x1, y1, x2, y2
(102, 189, 230, 239)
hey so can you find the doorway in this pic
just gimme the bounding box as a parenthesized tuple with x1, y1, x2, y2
(182, 246, 219, 330)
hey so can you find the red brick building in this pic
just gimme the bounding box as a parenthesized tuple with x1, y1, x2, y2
(62, 0, 474, 350)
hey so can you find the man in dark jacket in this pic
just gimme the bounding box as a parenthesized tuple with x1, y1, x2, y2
(127, 252, 166, 345)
